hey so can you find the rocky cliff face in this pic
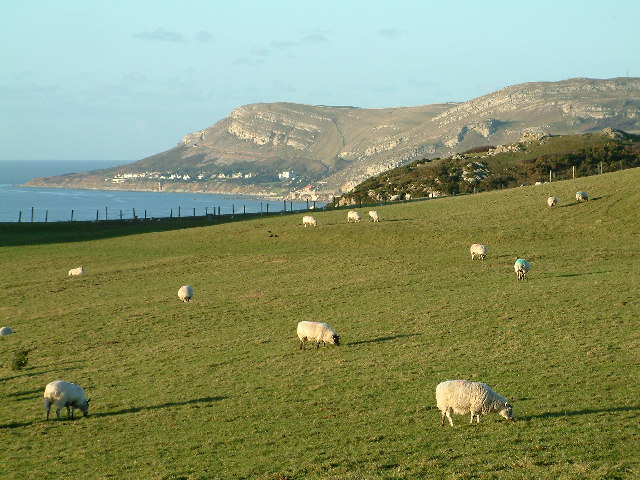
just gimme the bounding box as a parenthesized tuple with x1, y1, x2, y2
(27, 78, 640, 196)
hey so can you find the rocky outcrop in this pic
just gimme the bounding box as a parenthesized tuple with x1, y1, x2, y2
(28, 78, 640, 196)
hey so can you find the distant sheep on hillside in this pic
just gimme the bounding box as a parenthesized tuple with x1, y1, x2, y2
(68, 266, 85, 276)
(470, 244, 488, 260)
(514, 258, 531, 280)
(547, 196, 558, 207)
(302, 215, 317, 227)
(436, 380, 514, 426)
(576, 191, 589, 202)
(347, 211, 361, 223)
(368, 210, 380, 222)
(0, 326, 13, 336)
(178, 285, 194, 302)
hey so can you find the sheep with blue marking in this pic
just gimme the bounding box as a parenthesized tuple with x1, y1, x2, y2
(514, 258, 531, 280)
(576, 191, 589, 202)
(0, 326, 13, 336)
(436, 379, 514, 426)
(43, 380, 90, 420)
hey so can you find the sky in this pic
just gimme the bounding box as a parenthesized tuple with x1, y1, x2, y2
(1, 0, 639, 162)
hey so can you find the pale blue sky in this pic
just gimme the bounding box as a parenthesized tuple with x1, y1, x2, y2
(1, 0, 638, 161)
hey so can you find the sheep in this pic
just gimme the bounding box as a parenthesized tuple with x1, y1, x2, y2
(43, 380, 90, 420)
(389, 194, 402, 201)
(0, 326, 13, 336)
(368, 210, 380, 222)
(297, 321, 340, 350)
(514, 258, 531, 280)
(547, 196, 558, 207)
(68, 266, 85, 276)
(436, 379, 514, 426)
(178, 285, 194, 302)
(576, 191, 589, 202)
(470, 243, 488, 260)
(302, 215, 317, 227)
(347, 211, 361, 223)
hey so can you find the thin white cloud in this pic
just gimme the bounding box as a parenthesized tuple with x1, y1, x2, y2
(195, 31, 214, 43)
(132, 28, 185, 42)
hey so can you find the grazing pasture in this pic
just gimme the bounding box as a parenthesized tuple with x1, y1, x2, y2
(1, 168, 639, 479)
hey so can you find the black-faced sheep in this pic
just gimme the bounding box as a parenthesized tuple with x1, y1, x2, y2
(514, 258, 531, 280)
(178, 285, 194, 302)
(470, 243, 488, 260)
(297, 321, 340, 349)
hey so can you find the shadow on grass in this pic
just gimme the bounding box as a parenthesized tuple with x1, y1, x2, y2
(0, 396, 227, 429)
(348, 333, 421, 346)
(521, 406, 640, 421)
(91, 395, 226, 418)
(555, 270, 611, 278)
(5, 388, 42, 399)
(557, 196, 604, 208)
(0, 365, 80, 383)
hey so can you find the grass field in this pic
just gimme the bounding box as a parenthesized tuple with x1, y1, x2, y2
(1, 168, 639, 479)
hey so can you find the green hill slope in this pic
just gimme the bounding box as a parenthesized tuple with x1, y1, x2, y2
(1, 167, 639, 479)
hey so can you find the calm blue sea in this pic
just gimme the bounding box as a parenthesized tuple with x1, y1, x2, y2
(0, 160, 317, 223)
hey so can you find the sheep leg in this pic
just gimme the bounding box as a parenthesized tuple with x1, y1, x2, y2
(440, 411, 445, 426)
(299, 339, 305, 350)
(445, 409, 454, 427)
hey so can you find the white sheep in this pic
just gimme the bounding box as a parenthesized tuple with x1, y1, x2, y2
(547, 196, 558, 207)
(0, 326, 13, 336)
(43, 380, 90, 420)
(68, 266, 85, 276)
(347, 211, 361, 223)
(178, 285, 194, 302)
(368, 210, 380, 222)
(470, 243, 488, 260)
(302, 215, 317, 227)
(514, 258, 531, 280)
(436, 379, 514, 426)
(576, 191, 589, 202)
(389, 194, 402, 201)
(297, 321, 341, 349)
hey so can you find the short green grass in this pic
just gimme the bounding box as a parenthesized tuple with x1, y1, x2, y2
(1, 168, 639, 479)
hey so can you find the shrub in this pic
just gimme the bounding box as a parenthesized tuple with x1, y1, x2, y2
(11, 349, 30, 370)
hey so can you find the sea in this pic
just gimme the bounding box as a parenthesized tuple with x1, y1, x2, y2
(0, 160, 317, 223)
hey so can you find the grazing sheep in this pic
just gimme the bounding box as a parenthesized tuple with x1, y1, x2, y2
(470, 243, 488, 260)
(368, 210, 380, 222)
(68, 266, 85, 276)
(389, 194, 402, 201)
(347, 211, 361, 223)
(178, 285, 194, 302)
(547, 196, 558, 207)
(43, 380, 90, 420)
(297, 321, 340, 349)
(436, 379, 514, 426)
(576, 191, 589, 202)
(0, 326, 13, 336)
(514, 258, 531, 280)
(302, 215, 317, 227)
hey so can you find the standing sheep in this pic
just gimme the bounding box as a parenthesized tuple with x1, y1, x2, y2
(0, 326, 13, 336)
(347, 211, 361, 223)
(547, 196, 558, 207)
(302, 215, 317, 227)
(514, 258, 531, 280)
(43, 380, 90, 420)
(436, 379, 514, 426)
(68, 266, 85, 276)
(368, 210, 380, 222)
(297, 321, 340, 349)
(470, 243, 488, 260)
(576, 191, 589, 202)
(178, 285, 194, 302)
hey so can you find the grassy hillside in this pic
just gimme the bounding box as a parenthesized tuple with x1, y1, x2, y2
(1, 167, 639, 479)
(339, 130, 640, 204)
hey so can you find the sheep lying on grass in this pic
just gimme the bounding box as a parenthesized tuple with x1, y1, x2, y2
(0, 326, 13, 336)
(514, 258, 531, 280)
(470, 243, 488, 260)
(547, 196, 558, 207)
(436, 379, 514, 426)
(68, 266, 85, 276)
(178, 285, 194, 302)
(297, 321, 340, 349)
(302, 215, 317, 227)
(368, 211, 380, 222)
(576, 191, 589, 202)
(347, 211, 361, 223)
(43, 380, 90, 420)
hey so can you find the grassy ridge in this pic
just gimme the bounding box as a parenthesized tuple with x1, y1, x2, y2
(1, 168, 639, 479)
